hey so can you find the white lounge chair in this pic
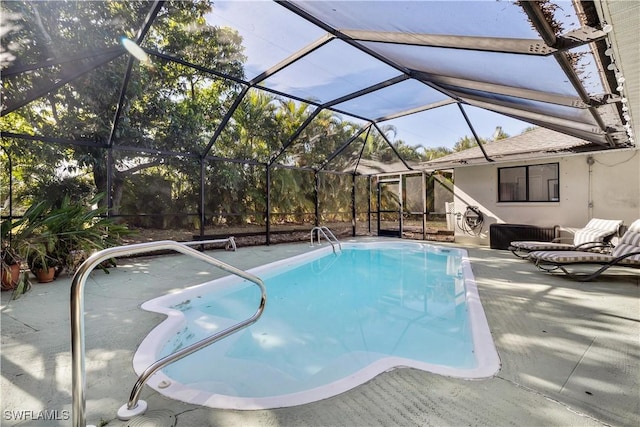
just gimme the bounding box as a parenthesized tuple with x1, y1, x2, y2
(509, 218, 623, 258)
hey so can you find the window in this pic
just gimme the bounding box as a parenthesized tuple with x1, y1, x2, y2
(498, 163, 559, 202)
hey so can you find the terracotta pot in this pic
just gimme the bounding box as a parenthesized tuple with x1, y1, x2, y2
(1, 263, 21, 291)
(35, 267, 56, 283)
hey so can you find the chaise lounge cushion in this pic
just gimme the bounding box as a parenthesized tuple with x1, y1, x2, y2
(528, 250, 633, 265)
(573, 222, 622, 246)
(529, 219, 640, 266)
(610, 220, 640, 263)
(510, 218, 622, 254)
(510, 241, 574, 251)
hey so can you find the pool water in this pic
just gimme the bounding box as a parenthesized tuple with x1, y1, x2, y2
(134, 242, 500, 409)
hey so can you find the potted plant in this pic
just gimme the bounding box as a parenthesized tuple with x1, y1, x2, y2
(1, 245, 21, 291)
(1, 217, 24, 291)
(1, 244, 31, 298)
(37, 193, 132, 275)
(4, 193, 132, 285)
(25, 244, 59, 283)
(5, 200, 58, 283)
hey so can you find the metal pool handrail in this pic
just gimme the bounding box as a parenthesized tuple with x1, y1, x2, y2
(70, 240, 267, 427)
(310, 226, 342, 252)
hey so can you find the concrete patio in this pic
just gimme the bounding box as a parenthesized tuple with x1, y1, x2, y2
(1, 238, 638, 426)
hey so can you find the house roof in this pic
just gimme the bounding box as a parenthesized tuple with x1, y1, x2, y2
(419, 127, 599, 171)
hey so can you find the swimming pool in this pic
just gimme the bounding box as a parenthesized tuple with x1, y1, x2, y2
(134, 241, 500, 409)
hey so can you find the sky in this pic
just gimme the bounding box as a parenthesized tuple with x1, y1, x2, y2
(204, 1, 595, 149)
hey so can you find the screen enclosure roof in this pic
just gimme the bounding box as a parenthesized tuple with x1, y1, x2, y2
(1, 0, 637, 174)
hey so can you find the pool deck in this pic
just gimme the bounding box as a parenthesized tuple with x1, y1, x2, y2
(1, 237, 638, 427)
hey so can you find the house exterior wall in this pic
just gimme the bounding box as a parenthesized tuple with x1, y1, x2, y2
(450, 149, 640, 245)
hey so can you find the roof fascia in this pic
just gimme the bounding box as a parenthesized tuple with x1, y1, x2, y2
(422, 145, 637, 172)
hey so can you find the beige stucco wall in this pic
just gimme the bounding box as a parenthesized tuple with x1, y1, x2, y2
(450, 148, 640, 245)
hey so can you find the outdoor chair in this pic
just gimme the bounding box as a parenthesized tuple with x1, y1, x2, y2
(508, 218, 623, 259)
(528, 219, 640, 281)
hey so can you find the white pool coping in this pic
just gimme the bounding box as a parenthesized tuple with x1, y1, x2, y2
(133, 241, 501, 410)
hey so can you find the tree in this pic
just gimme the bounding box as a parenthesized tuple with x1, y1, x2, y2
(2, 1, 246, 215)
(452, 135, 479, 152)
(491, 126, 510, 141)
(419, 145, 453, 161)
(1, 0, 448, 232)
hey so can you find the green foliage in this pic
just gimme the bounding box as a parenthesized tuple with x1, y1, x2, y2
(270, 168, 315, 221)
(27, 176, 95, 210)
(421, 146, 454, 161)
(2, 0, 245, 213)
(0, 0, 453, 232)
(453, 135, 481, 152)
(2, 199, 56, 274)
(4, 194, 132, 275)
(10, 271, 32, 300)
(120, 172, 174, 228)
(43, 194, 132, 271)
(319, 173, 353, 221)
(452, 126, 511, 152)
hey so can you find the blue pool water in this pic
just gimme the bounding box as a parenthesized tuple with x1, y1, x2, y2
(134, 242, 500, 409)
